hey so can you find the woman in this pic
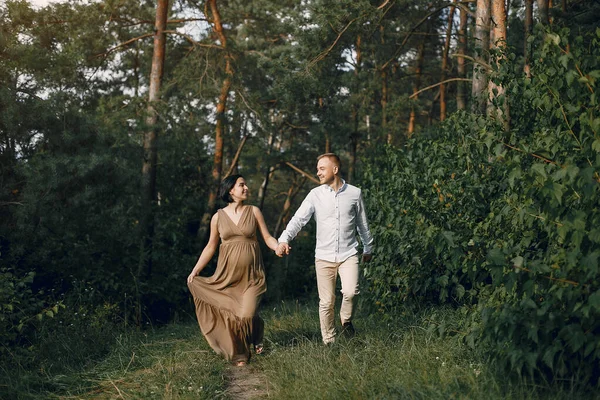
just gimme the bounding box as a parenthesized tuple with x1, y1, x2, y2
(187, 175, 279, 366)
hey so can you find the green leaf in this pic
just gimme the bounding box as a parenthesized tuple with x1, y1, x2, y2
(542, 346, 559, 369)
(487, 248, 505, 266)
(531, 163, 547, 179)
(455, 284, 465, 299)
(589, 289, 600, 310)
(512, 256, 524, 268)
(442, 231, 455, 247)
(437, 275, 449, 287)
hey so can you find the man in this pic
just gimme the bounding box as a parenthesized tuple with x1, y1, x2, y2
(276, 153, 374, 344)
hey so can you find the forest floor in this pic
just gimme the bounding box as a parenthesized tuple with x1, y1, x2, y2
(2, 300, 597, 399)
(225, 364, 269, 400)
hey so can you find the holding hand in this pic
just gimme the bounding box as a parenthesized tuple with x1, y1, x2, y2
(275, 242, 291, 257)
(187, 272, 197, 284)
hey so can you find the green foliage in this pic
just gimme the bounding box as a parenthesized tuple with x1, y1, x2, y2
(361, 27, 600, 385)
(0, 268, 64, 353)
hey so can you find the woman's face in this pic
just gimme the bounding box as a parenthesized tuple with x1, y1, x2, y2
(229, 177, 249, 202)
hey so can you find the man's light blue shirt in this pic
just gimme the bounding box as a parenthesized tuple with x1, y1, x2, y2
(278, 181, 374, 263)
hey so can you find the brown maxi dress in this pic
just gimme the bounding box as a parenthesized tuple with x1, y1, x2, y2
(187, 206, 266, 363)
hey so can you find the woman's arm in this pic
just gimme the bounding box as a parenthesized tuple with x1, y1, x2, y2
(187, 213, 220, 283)
(252, 206, 279, 251)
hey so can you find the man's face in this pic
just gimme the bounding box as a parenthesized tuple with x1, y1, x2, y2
(316, 157, 337, 185)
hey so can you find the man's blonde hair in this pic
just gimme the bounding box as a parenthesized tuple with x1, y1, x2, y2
(317, 153, 341, 169)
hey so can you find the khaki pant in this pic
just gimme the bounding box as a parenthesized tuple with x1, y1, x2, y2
(315, 255, 360, 344)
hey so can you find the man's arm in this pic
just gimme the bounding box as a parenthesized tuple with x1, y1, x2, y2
(356, 192, 374, 261)
(277, 193, 315, 246)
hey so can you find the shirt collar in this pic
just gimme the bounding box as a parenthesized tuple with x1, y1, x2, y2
(325, 179, 347, 193)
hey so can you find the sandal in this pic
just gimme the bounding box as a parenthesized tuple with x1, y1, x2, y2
(236, 361, 247, 367)
(254, 344, 264, 355)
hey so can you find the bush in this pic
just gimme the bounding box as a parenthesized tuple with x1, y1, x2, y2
(361, 27, 600, 385)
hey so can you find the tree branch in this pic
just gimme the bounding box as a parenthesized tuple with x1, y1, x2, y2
(381, 0, 476, 70)
(451, 53, 492, 70)
(98, 33, 154, 57)
(307, 17, 359, 70)
(284, 162, 320, 185)
(409, 78, 471, 99)
(163, 30, 222, 49)
(224, 134, 249, 178)
(512, 265, 582, 287)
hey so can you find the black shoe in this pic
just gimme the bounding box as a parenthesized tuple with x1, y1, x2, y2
(341, 322, 355, 338)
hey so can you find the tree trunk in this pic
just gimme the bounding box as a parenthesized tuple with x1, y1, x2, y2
(274, 177, 307, 237)
(381, 68, 389, 143)
(257, 129, 279, 210)
(471, 0, 490, 114)
(440, 1, 456, 121)
(407, 38, 425, 138)
(456, 3, 468, 110)
(537, 0, 549, 24)
(198, 0, 233, 242)
(524, 0, 533, 77)
(489, 0, 509, 130)
(137, 0, 169, 324)
(348, 35, 361, 184)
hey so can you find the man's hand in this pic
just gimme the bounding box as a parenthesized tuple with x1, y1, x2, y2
(362, 253, 372, 263)
(275, 242, 291, 257)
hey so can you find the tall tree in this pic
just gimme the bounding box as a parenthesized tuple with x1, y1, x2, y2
(439, 1, 456, 121)
(348, 34, 362, 184)
(137, 0, 170, 323)
(524, 0, 533, 77)
(488, 0, 508, 130)
(537, 0, 550, 24)
(456, 2, 469, 110)
(472, 0, 490, 114)
(408, 35, 426, 137)
(198, 0, 233, 242)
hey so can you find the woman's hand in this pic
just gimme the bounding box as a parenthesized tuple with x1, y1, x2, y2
(187, 272, 197, 284)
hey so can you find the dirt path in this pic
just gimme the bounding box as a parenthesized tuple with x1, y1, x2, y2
(224, 364, 270, 399)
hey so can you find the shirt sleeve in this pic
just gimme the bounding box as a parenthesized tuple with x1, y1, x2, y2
(278, 193, 315, 243)
(356, 192, 374, 254)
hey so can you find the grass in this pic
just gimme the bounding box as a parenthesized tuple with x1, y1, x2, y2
(2, 299, 598, 399)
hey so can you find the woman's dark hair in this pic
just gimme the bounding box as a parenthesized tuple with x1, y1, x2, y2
(219, 174, 243, 203)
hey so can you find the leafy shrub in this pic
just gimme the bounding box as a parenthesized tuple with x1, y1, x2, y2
(361, 27, 600, 385)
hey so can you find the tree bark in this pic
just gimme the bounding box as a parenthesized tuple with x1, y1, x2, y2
(348, 34, 361, 184)
(456, 3, 468, 110)
(137, 0, 170, 324)
(407, 36, 425, 138)
(471, 0, 490, 114)
(524, 0, 533, 77)
(489, 0, 509, 130)
(537, 0, 550, 24)
(198, 0, 233, 242)
(440, 1, 456, 121)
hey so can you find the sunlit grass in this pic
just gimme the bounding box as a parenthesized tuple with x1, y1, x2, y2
(3, 299, 598, 399)
(253, 300, 597, 400)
